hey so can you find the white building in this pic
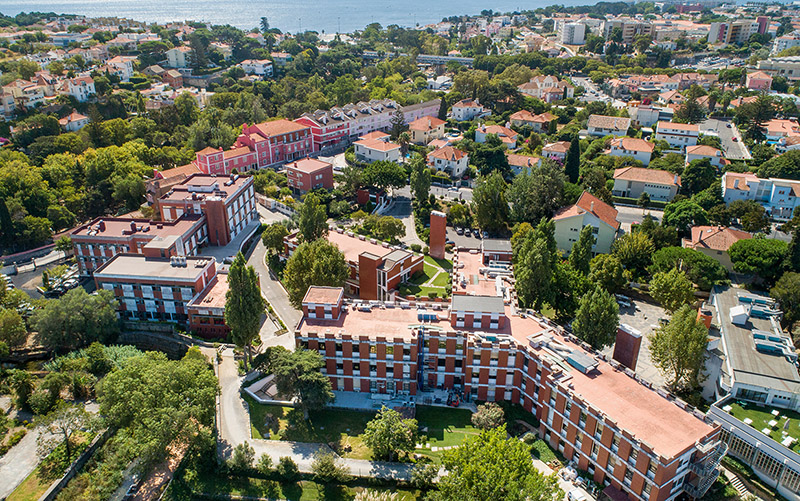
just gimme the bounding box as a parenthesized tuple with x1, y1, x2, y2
(166, 46, 192, 68)
(427, 146, 469, 179)
(353, 137, 401, 163)
(773, 31, 800, 54)
(106, 56, 136, 82)
(613, 167, 681, 202)
(607, 137, 654, 166)
(59, 76, 95, 102)
(58, 110, 90, 132)
(685, 145, 728, 169)
(240, 59, 273, 77)
(654, 121, 699, 150)
(722, 171, 800, 220)
(451, 98, 490, 121)
(560, 22, 586, 45)
(587, 115, 631, 137)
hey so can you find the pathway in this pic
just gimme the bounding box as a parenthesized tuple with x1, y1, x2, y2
(216, 348, 414, 481)
(247, 239, 302, 331)
(0, 426, 45, 499)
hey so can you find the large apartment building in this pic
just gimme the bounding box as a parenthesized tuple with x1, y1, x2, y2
(602, 18, 654, 44)
(708, 17, 767, 45)
(295, 249, 724, 501)
(156, 174, 257, 246)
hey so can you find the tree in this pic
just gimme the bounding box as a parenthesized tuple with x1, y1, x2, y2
(637, 192, 650, 213)
(568, 225, 595, 275)
(758, 149, 800, 180)
(389, 109, 407, 140)
(297, 193, 328, 242)
(729, 200, 770, 233)
(564, 136, 580, 184)
(112, 173, 146, 211)
(256, 453, 273, 475)
(650, 268, 695, 313)
(472, 170, 509, 233)
(649, 305, 708, 391)
(55, 235, 73, 254)
(32, 288, 119, 353)
(514, 232, 554, 310)
(673, 96, 706, 124)
(772, 272, 800, 329)
(409, 155, 431, 203)
(612, 232, 655, 280)
(398, 131, 411, 157)
(260, 16, 270, 33)
(589, 254, 626, 293)
(506, 160, 566, 225)
(649, 246, 727, 291)
(271, 349, 334, 418)
(471, 402, 505, 430)
(437, 97, 448, 121)
(373, 216, 406, 242)
(0, 308, 27, 349)
(262, 222, 289, 255)
(437, 426, 562, 501)
(225, 253, 265, 371)
(283, 239, 349, 307)
(364, 160, 407, 193)
(363, 406, 418, 461)
(228, 442, 255, 472)
(572, 284, 619, 349)
(9, 369, 34, 408)
(277, 456, 299, 481)
(36, 402, 95, 462)
(681, 158, 716, 196)
(98, 350, 218, 469)
(663, 200, 708, 234)
(729, 238, 788, 282)
(410, 462, 439, 489)
(311, 451, 352, 483)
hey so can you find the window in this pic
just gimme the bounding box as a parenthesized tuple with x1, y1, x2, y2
(647, 460, 657, 478)
(595, 422, 604, 440)
(591, 442, 599, 459)
(629, 448, 638, 465)
(624, 467, 633, 485)
(612, 434, 620, 453)
(386, 345, 394, 355)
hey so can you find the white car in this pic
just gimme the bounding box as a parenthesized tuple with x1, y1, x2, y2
(567, 489, 588, 501)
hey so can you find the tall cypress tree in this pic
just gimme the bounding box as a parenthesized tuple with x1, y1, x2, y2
(0, 198, 14, 251)
(225, 253, 265, 370)
(565, 136, 580, 184)
(437, 97, 448, 121)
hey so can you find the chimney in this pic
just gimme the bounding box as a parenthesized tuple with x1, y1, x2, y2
(590, 201, 595, 212)
(734, 178, 739, 189)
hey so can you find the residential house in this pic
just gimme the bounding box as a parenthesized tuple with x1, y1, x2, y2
(105, 56, 136, 82)
(587, 115, 631, 137)
(59, 76, 95, 102)
(542, 141, 571, 162)
(682, 226, 751, 271)
(553, 191, 621, 255)
(354, 136, 401, 163)
(777, 136, 800, 153)
(240, 59, 273, 77)
(517, 75, 574, 103)
(286, 157, 334, 193)
(746, 71, 773, 91)
(721, 171, 800, 220)
(506, 153, 540, 176)
(764, 119, 800, 143)
(2, 80, 45, 109)
(654, 121, 699, 150)
(509, 110, 555, 133)
(145, 163, 202, 204)
(475, 124, 518, 148)
(427, 146, 469, 179)
(58, 110, 89, 132)
(607, 137, 654, 166)
(613, 167, 681, 202)
(162, 69, 183, 89)
(685, 145, 729, 169)
(270, 52, 293, 69)
(451, 99, 490, 121)
(627, 103, 674, 128)
(166, 46, 192, 68)
(408, 116, 445, 145)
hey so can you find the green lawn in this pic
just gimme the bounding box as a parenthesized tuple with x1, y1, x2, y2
(244, 395, 376, 459)
(7, 468, 50, 501)
(531, 439, 558, 463)
(177, 473, 422, 501)
(425, 255, 453, 271)
(414, 405, 481, 462)
(727, 401, 800, 453)
(402, 256, 452, 298)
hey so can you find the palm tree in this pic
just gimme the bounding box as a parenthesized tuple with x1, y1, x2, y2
(398, 131, 411, 157)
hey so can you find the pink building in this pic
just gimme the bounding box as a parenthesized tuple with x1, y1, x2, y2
(745, 71, 773, 91)
(286, 157, 334, 193)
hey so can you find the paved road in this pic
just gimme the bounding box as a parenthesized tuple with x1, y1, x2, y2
(700, 118, 751, 160)
(615, 206, 663, 233)
(0, 426, 45, 499)
(248, 239, 302, 331)
(383, 187, 424, 247)
(216, 348, 415, 480)
(431, 185, 473, 202)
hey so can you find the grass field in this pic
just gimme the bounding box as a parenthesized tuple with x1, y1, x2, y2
(401, 256, 452, 298)
(728, 401, 800, 453)
(7, 468, 50, 501)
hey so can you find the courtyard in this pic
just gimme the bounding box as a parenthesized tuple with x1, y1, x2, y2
(399, 256, 452, 299)
(726, 401, 800, 453)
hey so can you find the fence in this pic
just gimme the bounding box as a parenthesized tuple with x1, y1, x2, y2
(38, 428, 114, 501)
(256, 194, 296, 217)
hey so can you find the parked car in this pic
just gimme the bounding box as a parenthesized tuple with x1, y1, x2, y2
(482, 231, 489, 239)
(456, 227, 464, 235)
(464, 228, 471, 236)
(617, 300, 631, 309)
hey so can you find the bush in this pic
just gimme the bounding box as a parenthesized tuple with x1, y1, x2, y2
(410, 243, 422, 253)
(311, 452, 351, 483)
(0, 429, 26, 456)
(256, 453, 273, 475)
(428, 291, 438, 299)
(29, 389, 55, 415)
(228, 442, 255, 472)
(276, 456, 299, 481)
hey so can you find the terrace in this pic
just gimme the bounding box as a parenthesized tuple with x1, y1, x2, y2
(726, 401, 800, 453)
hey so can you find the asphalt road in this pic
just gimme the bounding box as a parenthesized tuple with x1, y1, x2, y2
(615, 206, 663, 233)
(431, 185, 473, 202)
(700, 118, 751, 160)
(382, 187, 424, 247)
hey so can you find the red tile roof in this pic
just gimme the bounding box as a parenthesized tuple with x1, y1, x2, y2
(553, 191, 620, 230)
(684, 226, 751, 252)
(253, 119, 308, 137)
(408, 116, 445, 131)
(428, 146, 467, 162)
(610, 137, 655, 153)
(288, 157, 332, 174)
(613, 167, 681, 187)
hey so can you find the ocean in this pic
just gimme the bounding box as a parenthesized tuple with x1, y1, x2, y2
(0, 0, 592, 34)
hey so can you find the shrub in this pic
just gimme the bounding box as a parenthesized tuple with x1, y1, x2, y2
(410, 243, 422, 253)
(29, 389, 55, 415)
(256, 453, 273, 475)
(428, 291, 438, 299)
(227, 442, 255, 472)
(276, 456, 299, 481)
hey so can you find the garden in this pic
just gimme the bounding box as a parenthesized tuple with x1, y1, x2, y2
(399, 256, 453, 299)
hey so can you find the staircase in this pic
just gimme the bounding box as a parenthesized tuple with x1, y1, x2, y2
(722, 467, 751, 498)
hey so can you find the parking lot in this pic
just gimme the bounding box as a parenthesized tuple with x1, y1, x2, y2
(600, 295, 669, 389)
(446, 227, 484, 250)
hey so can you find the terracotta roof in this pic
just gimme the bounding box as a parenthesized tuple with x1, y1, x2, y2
(253, 119, 309, 137)
(765, 119, 800, 137)
(154, 163, 201, 180)
(613, 166, 681, 187)
(188, 273, 229, 309)
(542, 141, 570, 153)
(196, 146, 220, 156)
(302, 286, 344, 305)
(610, 137, 654, 153)
(360, 131, 389, 140)
(222, 146, 252, 159)
(553, 191, 620, 230)
(684, 226, 751, 252)
(58, 110, 88, 125)
(478, 124, 518, 138)
(355, 138, 401, 152)
(723, 172, 758, 192)
(509, 109, 536, 122)
(506, 153, 539, 168)
(453, 99, 481, 108)
(747, 71, 772, 80)
(587, 115, 631, 131)
(686, 145, 723, 157)
(656, 121, 699, 132)
(428, 146, 467, 162)
(408, 116, 445, 131)
(288, 157, 332, 174)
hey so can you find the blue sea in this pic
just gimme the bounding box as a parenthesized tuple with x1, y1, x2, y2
(0, 0, 593, 34)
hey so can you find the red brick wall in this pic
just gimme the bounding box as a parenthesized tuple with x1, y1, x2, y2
(429, 212, 446, 259)
(358, 253, 380, 300)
